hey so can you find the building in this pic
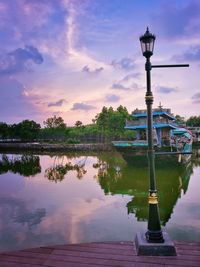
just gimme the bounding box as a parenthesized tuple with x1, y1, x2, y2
(125, 105, 177, 147)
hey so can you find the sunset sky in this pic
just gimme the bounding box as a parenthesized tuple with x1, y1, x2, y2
(0, 0, 200, 126)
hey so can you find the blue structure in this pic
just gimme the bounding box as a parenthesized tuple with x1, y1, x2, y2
(125, 107, 177, 147)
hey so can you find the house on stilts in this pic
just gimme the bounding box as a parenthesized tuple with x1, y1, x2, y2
(125, 105, 177, 147)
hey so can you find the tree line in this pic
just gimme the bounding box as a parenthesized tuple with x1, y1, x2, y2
(0, 105, 135, 143)
(0, 106, 199, 143)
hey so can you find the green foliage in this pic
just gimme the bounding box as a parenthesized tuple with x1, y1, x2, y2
(94, 105, 134, 140)
(15, 120, 41, 141)
(186, 116, 200, 127)
(75, 120, 83, 127)
(41, 116, 68, 141)
(0, 155, 41, 176)
(0, 105, 136, 142)
(39, 127, 68, 141)
(175, 115, 185, 125)
(43, 115, 66, 129)
(0, 123, 9, 138)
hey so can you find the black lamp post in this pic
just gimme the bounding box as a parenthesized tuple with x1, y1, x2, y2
(135, 27, 189, 256)
(139, 27, 164, 243)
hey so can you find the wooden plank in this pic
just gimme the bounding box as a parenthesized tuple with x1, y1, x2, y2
(47, 241, 135, 251)
(1, 251, 49, 259)
(22, 247, 54, 254)
(44, 257, 164, 267)
(0, 262, 42, 267)
(52, 248, 136, 261)
(47, 252, 199, 267)
(49, 244, 136, 256)
(0, 241, 200, 267)
(0, 255, 45, 265)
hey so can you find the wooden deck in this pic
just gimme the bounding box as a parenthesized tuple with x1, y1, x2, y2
(0, 241, 199, 267)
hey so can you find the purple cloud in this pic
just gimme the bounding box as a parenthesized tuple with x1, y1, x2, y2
(71, 103, 96, 111)
(48, 99, 67, 107)
(105, 94, 120, 102)
(121, 72, 141, 81)
(0, 46, 43, 75)
(0, 77, 41, 123)
(111, 57, 135, 70)
(111, 83, 131, 91)
(156, 86, 177, 94)
(191, 92, 200, 103)
(82, 65, 104, 74)
(173, 46, 200, 62)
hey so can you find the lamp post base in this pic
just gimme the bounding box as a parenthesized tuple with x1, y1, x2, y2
(135, 232, 176, 256)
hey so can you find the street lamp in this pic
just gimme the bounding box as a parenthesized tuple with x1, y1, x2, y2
(134, 27, 189, 255)
(140, 27, 164, 243)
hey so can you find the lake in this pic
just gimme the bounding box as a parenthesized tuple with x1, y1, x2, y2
(0, 149, 200, 251)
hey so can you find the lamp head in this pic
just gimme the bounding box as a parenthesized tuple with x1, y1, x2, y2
(140, 27, 156, 58)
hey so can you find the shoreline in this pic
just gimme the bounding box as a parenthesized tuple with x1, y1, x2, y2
(0, 142, 114, 153)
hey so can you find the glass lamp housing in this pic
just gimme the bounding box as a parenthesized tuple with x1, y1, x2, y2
(140, 27, 156, 58)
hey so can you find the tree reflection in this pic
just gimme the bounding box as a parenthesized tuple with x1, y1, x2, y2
(45, 156, 87, 182)
(191, 147, 200, 167)
(94, 152, 193, 226)
(0, 154, 41, 176)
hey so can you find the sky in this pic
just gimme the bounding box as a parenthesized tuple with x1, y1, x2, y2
(0, 0, 200, 126)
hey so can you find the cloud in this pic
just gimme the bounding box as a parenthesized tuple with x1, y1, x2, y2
(71, 102, 96, 111)
(0, 46, 43, 75)
(156, 86, 177, 94)
(111, 57, 135, 70)
(111, 83, 132, 91)
(121, 72, 141, 81)
(48, 99, 67, 107)
(105, 94, 120, 103)
(82, 65, 104, 74)
(0, 77, 41, 123)
(62, 0, 109, 70)
(151, 1, 200, 39)
(173, 46, 200, 62)
(111, 81, 141, 91)
(191, 92, 200, 103)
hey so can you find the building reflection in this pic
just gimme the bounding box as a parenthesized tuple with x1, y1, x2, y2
(0, 151, 196, 226)
(95, 152, 193, 226)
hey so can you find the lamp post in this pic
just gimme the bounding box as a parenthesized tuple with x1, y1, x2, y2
(140, 27, 164, 243)
(134, 27, 189, 256)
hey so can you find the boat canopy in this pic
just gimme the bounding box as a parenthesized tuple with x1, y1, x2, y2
(125, 123, 177, 130)
(132, 111, 175, 120)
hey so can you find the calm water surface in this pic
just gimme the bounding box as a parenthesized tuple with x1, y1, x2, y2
(0, 149, 200, 251)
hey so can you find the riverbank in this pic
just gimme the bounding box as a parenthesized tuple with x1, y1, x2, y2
(0, 142, 113, 152)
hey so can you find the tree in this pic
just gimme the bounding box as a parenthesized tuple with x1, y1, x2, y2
(94, 105, 134, 141)
(16, 120, 41, 141)
(43, 115, 66, 129)
(175, 115, 185, 125)
(0, 122, 9, 139)
(75, 120, 83, 127)
(186, 116, 200, 127)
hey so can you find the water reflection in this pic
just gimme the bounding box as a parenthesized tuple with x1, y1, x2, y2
(0, 154, 41, 176)
(94, 152, 193, 226)
(44, 155, 88, 182)
(0, 152, 194, 226)
(0, 150, 199, 251)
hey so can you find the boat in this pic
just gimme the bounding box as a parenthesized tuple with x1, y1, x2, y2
(112, 105, 193, 157)
(170, 127, 193, 153)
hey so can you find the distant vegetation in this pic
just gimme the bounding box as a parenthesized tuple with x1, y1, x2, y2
(0, 107, 199, 143)
(0, 105, 135, 143)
